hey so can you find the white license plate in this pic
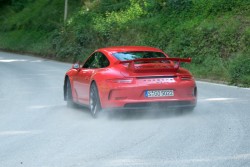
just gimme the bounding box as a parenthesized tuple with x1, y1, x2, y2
(145, 90, 174, 97)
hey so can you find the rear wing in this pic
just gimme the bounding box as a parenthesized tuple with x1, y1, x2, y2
(118, 57, 191, 71)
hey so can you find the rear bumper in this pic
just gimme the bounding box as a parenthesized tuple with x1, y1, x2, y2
(99, 79, 197, 109)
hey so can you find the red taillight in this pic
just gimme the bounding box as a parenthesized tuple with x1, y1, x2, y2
(180, 75, 193, 81)
(107, 78, 134, 84)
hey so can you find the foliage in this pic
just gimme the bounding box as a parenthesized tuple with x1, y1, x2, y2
(229, 51, 250, 86)
(93, 0, 147, 33)
(0, 0, 249, 86)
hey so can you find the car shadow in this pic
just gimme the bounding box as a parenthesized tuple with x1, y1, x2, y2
(65, 103, 195, 120)
(100, 108, 194, 120)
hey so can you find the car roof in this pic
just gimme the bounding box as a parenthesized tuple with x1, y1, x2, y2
(97, 46, 163, 53)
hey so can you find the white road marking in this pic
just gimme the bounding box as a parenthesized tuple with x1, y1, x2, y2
(198, 97, 249, 102)
(28, 105, 52, 109)
(0, 59, 44, 63)
(30, 60, 43, 63)
(0, 59, 27, 62)
(21, 73, 48, 76)
(200, 98, 237, 101)
(28, 104, 65, 110)
(197, 81, 250, 90)
(38, 69, 63, 72)
(0, 130, 41, 136)
(108, 154, 250, 166)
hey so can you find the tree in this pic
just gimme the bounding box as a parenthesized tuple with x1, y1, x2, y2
(64, 0, 68, 22)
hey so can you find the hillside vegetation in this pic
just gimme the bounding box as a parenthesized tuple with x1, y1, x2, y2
(0, 0, 249, 86)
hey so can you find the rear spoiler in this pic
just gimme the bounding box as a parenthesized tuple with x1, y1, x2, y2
(118, 57, 191, 71)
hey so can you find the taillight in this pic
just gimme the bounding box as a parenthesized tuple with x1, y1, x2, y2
(180, 75, 193, 81)
(107, 78, 134, 84)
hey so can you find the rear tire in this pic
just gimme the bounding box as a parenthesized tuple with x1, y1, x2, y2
(89, 83, 102, 118)
(66, 79, 74, 107)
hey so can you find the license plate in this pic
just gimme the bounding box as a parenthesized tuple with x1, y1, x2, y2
(145, 90, 174, 97)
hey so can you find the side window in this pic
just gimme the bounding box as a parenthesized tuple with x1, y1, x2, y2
(83, 52, 110, 69)
(98, 52, 110, 68)
(82, 53, 96, 68)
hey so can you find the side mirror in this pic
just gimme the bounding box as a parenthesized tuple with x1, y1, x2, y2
(72, 63, 80, 69)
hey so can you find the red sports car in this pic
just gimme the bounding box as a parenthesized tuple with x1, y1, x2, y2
(64, 46, 197, 117)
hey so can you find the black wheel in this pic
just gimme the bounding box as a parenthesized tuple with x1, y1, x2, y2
(66, 79, 74, 107)
(89, 83, 102, 118)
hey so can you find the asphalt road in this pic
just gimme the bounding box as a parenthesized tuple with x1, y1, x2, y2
(0, 51, 250, 167)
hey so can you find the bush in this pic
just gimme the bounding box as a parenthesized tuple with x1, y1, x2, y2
(168, 0, 193, 12)
(229, 53, 250, 86)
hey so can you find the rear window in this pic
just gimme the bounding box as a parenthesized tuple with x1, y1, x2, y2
(112, 51, 166, 61)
